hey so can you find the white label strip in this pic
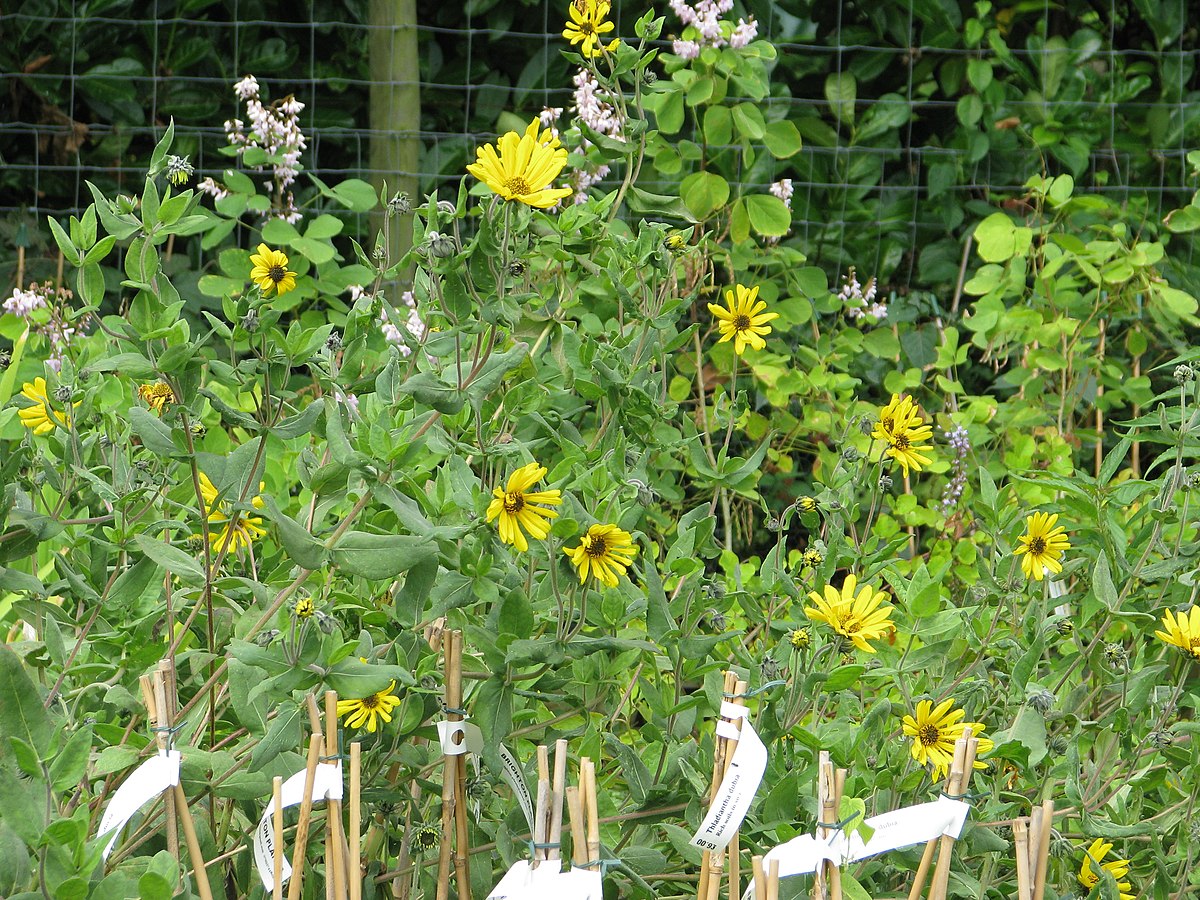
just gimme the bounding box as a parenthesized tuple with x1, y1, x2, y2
(715, 720, 742, 740)
(252, 763, 344, 891)
(499, 743, 536, 831)
(741, 796, 972, 898)
(720, 701, 749, 719)
(485, 861, 604, 900)
(689, 717, 768, 852)
(97, 750, 182, 859)
(438, 721, 485, 755)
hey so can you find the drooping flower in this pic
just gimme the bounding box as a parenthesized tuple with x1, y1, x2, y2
(337, 680, 401, 733)
(901, 699, 992, 780)
(707, 283, 778, 356)
(249, 243, 297, 296)
(803, 574, 895, 653)
(466, 119, 573, 209)
(17, 377, 76, 434)
(485, 462, 562, 552)
(1012, 512, 1071, 581)
(196, 471, 267, 556)
(1154, 605, 1200, 662)
(138, 382, 176, 414)
(1077, 838, 1134, 900)
(871, 393, 935, 476)
(165, 155, 194, 186)
(562, 0, 619, 58)
(564, 523, 638, 588)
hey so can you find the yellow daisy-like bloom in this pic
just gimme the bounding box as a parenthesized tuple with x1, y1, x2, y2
(294, 597, 315, 619)
(707, 283, 779, 356)
(804, 573, 895, 653)
(901, 699, 992, 780)
(196, 471, 268, 556)
(17, 377, 77, 434)
(1154, 605, 1200, 661)
(564, 523, 638, 588)
(1012, 511, 1071, 581)
(871, 393, 934, 476)
(249, 243, 297, 296)
(1077, 838, 1134, 900)
(466, 119, 573, 209)
(485, 462, 562, 552)
(337, 680, 401, 733)
(562, 0, 619, 59)
(138, 382, 175, 414)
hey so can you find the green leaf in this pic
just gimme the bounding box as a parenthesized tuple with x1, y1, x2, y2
(326, 657, 413, 698)
(763, 120, 802, 158)
(624, 187, 697, 221)
(0, 645, 54, 755)
(133, 534, 206, 586)
(824, 72, 857, 124)
(744, 194, 791, 237)
(260, 218, 300, 244)
(681, 172, 730, 220)
(304, 214, 344, 240)
(48, 725, 92, 792)
(47, 216, 80, 266)
(703, 106, 732, 146)
(269, 401, 324, 440)
(731, 102, 766, 141)
(261, 497, 329, 570)
(330, 178, 378, 212)
(148, 118, 175, 174)
(129, 407, 184, 457)
(331, 531, 437, 580)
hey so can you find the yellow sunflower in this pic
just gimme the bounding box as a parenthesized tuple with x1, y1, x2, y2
(707, 283, 778, 356)
(803, 573, 895, 653)
(466, 119, 573, 209)
(564, 523, 638, 588)
(196, 471, 268, 556)
(1154, 605, 1200, 662)
(138, 382, 175, 414)
(901, 699, 992, 780)
(337, 680, 401, 733)
(871, 393, 934, 476)
(1077, 838, 1134, 900)
(1012, 512, 1071, 581)
(249, 243, 298, 296)
(17, 377, 77, 434)
(562, 0, 619, 58)
(485, 461, 562, 552)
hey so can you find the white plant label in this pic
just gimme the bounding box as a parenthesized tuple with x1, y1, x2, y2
(438, 720, 484, 756)
(485, 861, 603, 900)
(97, 750, 181, 859)
(689, 715, 768, 853)
(740, 796, 972, 898)
(499, 742, 536, 831)
(252, 763, 344, 891)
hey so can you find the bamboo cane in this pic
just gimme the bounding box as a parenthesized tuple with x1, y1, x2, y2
(583, 757, 600, 864)
(152, 664, 179, 860)
(725, 680, 748, 900)
(437, 631, 456, 900)
(533, 745, 550, 868)
(273, 776, 285, 900)
(174, 782, 215, 900)
(928, 733, 978, 900)
(752, 855, 765, 900)
(1013, 818, 1031, 900)
(907, 731, 970, 900)
(325, 691, 348, 900)
(288, 734, 324, 900)
(566, 785, 587, 866)
(550, 740, 568, 862)
(697, 672, 737, 900)
(766, 859, 780, 900)
(350, 743, 362, 900)
(450, 633, 471, 900)
(1031, 800, 1054, 900)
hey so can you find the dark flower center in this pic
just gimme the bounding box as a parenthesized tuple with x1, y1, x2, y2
(503, 491, 525, 514)
(504, 176, 532, 196)
(584, 535, 607, 558)
(733, 314, 752, 331)
(579, 21, 596, 35)
(918, 723, 941, 746)
(361, 694, 381, 711)
(893, 435, 910, 451)
(268, 264, 286, 283)
(1029, 536, 1047, 555)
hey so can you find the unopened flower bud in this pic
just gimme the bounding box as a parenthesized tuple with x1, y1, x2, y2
(1028, 689, 1055, 714)
(190, 422, 208, 440)
(428, 232, 458, 258)
(1148, 729, 1173, 748)
(241, 310, 259, 332)
(508, 260, 527, 277)
(0, 349, 10, 369)
(293, 597, 315, 619)
(801, 547, 824, 568)
(1048, 735, 1069, 755)
(841, 446, 861, 462)
(766, 516, 782, 532)
(411, 822, 441, 853)
(878, 475, 893, 490)
(788, 627, 811, 650)
(1174, 364, 1194, 384)
(858, 417, 874, 436)
(1103, 641, 1129, 671)
(325, 331, 343, 351)
(54, 384, 72, 402)
(796, 496, 818, 513)
(1054, 619, 1074, 636)
(255, 629, 281, 647)
(388, 192, 412, 215)
(642, 70, 658, 85)
(760, 657, 780, 680)
(315, 610, 337, 633)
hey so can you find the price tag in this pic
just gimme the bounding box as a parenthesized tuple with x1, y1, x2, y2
(252, 763, 343, 891)
(689, 716, 768, 853)
(97, 750, 181, 859)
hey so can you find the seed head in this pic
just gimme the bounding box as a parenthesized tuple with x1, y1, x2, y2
(1174, 364, 1195, 384)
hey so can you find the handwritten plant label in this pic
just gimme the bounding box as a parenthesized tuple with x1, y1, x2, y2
(740, 796, 972, 898)
(499, 742, 536, 831)
(485, 861, 603, 900)
(252, 762, 343, 891)
(97, 750, 182, 859)
(689, 703, 768, 853)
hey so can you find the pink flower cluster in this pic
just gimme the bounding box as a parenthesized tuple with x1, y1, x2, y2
(218, 75, 307, 224)
(669, 0, 758, 59)
(3, 281, 87, 372)
(839, 269, 888, 322)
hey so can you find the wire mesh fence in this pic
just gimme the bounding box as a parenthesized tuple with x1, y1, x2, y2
(2, 0, 1197, 284)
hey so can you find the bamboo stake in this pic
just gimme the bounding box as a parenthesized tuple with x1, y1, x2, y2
(725, 680, 748, 900)
(567, 785, 587, 866)
(813, 752, 838, 900)
(766, 859, 780, 900)
(752, 855, 765, 900)
(583, 757, 600, 864)
(550, 740, 568, 862)
(174, 781, 216, 900)
(1013, 818, 1031, 900)
(450, 632, 471, 900)
(907, 732, 969, 900)
(437, 631, 456, 900)
(288, 734, 324, 900)
(152, 665, 179, 860)
(350, 743, 363, 900)
(928, 733, 978, 900)
(273, 776, 285, 900)
(697, 672, 737, 900)
(578, 757, 592, 861)
(1027, 806, 1042, 880)
(1031, 800, 1054, 900)
(326, 691, 348, 900)
(533, 745, 550, 868)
